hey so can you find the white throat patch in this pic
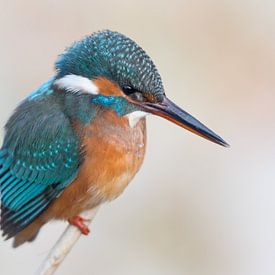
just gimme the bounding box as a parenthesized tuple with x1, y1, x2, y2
(126, 111, 149, 128)
(54, 74, 98, 95)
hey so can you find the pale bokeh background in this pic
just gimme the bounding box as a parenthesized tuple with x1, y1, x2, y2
(1, 1, 275, 275)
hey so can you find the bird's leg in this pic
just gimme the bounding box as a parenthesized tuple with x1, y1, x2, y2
(68, 216, 90, 235)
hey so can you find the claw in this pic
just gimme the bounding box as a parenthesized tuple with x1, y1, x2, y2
(68, 216, 90, 235)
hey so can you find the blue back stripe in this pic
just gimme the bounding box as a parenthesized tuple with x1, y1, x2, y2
(0, 172, 11, 186)
(9, 184, 46, 210)
(1, 177, 21, 198)
(7, 196, 45, 221)
(13, 198, 48, 223)
(3, 180, 32, 208)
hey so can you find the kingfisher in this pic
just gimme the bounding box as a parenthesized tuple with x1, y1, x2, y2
(0, 30, 228, 247)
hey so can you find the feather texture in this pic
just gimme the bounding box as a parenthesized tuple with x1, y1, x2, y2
(0, 82, 81, 239)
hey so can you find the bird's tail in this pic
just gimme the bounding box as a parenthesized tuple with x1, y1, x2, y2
(12, 218, 44, 248)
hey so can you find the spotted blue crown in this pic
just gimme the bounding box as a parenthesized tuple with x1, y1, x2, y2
(55, 30, 164, 101)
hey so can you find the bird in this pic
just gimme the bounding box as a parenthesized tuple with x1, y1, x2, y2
(0, 30, 228, 247)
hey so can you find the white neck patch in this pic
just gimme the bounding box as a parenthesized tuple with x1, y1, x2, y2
(54, 74, 98, 95)
(126, 111, 149, 128)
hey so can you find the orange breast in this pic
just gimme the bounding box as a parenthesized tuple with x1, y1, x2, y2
(47, 109, 146, 220)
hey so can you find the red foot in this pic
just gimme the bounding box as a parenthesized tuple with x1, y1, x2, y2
(68, 216, 90, 235)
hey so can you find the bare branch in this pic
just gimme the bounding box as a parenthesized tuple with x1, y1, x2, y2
(36, 207, 98, 275)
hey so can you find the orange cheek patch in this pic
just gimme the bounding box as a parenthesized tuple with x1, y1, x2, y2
(93, 77, 125, 97)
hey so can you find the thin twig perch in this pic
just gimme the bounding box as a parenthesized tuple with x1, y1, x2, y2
(36, 207, 98, 275)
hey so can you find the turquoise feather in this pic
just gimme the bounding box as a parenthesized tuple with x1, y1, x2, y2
(8, 196, 46, 222)
(0, 82, 84, 237)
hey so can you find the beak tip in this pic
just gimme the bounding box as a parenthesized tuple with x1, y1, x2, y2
(217, 138, 230, 148)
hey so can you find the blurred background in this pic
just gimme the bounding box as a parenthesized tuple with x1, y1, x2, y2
(0, 0, 275, 274)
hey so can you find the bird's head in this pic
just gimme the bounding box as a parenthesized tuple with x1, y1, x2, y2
(54, 30, 228, 147)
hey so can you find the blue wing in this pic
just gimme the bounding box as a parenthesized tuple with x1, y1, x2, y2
(0, 80, 81, 239)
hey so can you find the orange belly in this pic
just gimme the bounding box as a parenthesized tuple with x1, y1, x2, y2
(46, 110, 146, 220)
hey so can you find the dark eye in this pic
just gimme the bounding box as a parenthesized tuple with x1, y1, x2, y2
(122, 85, 145, 102)
(122, 85, 136, 95)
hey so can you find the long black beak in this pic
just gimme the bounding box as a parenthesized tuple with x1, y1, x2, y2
(141, 97, 229, 147)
